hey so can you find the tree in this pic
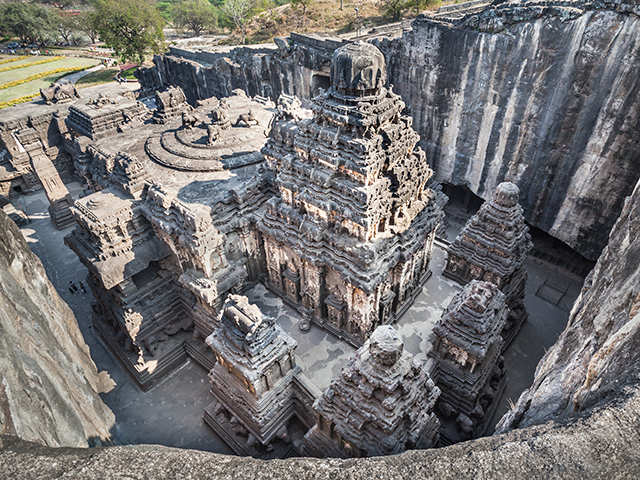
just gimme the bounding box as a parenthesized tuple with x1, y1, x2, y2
(93, 0, 165, 64)
(0, 2, 55, 45)
(56, 12, 79, 45)
(173, 0, 217, 37)
(221, 0, 254, 44)
(78, 10, 101, 44)
(291, 0, 313, 27)
(378, 0, 407, 21)
(40, 0, 90, 9)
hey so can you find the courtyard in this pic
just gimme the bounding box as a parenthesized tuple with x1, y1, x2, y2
(9, 179, 584, 452)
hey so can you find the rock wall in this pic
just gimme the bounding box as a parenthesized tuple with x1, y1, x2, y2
(140, 2, 640, 260)
(0, 210, 114, 447)
(384, 2, 640, 261)
(496, 174, 640, 431)
(1, 387, 640, 478)
(138, 33, 340, 103)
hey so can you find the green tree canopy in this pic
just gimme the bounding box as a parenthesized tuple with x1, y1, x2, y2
(93, 0, 165, 63)
(173, 0, 218, 36)
(378, 0, 407, 21)
(55, 11, 80, 45)
(77, 10, 101, 44)
(0, 2, 55, 45)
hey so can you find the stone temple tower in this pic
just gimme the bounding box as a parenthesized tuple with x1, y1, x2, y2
(303, 325, 441, 458)
(443, 182, 532, 348)
(203, 294, 300, 456)
(431, 280, 508, 441)
(260, 42, 445, 346)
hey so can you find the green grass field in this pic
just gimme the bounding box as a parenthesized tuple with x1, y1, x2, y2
(75, 68, 118, 88)
(0, 55, 100, 104)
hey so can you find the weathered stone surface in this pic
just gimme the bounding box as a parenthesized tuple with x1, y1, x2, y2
(204, 295, 300, 455)
(444, 182, 532, 347)
(384, 2, 640, 260)
(0, 210, 114, 447)
(40, 81, 79, 105)
(1, 386, 640, 479)
(304, 325, 440, 457)
(141, 2, 640, 260)
(2, 170, 640, 474)
(496, 175, 640, 432)
(432, 280, 507, 440)
(260, 42, 444, 346)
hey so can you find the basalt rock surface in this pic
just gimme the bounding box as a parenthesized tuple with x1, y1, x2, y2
(0, 210, 114, 447)
(1, 386, 640, 479)
(383, 1, 640, 261)
(140, 2, 640, 260)
(496, 175, 640, 432)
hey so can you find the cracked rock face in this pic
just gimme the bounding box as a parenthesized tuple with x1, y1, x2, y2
(384, 5, 640, 260)
(139, 3, 640, 261)
(496, 175, 640, 431)
(0, 210, 114, 447)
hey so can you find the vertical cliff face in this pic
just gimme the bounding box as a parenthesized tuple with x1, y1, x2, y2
(384, 6, 640, 261)
(497, 175, 640, 431)
(138, 3, 640, 261)
(0, 210, 114, 447)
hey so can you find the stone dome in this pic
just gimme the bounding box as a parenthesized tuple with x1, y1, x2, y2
(369, 325, 403, 366)
(330, 42, 387, 96)
(493, 182, 520, 208)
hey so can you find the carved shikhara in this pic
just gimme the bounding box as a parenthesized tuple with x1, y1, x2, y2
(443, 182, 532, 348)
(204, 295, 300, 455)
(303, 325, 441, 457)
(260, 42, 445, 346)
(431, 280, 508, 441)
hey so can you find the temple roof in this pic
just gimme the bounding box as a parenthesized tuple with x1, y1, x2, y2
(434, 280, 507, 359)
(314, 325, 439, 454)
(449, 182, 532, 277)
(206, 295, 297, 380)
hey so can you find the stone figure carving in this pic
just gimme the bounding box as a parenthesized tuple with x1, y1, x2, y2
(40, 81, 80, 105)
(181, 111, 201, 130)
(234, 110, 259, 127)
(206, 123, 220, 145)
(88, 93, 117, 109)
(211, 99, 231, 127)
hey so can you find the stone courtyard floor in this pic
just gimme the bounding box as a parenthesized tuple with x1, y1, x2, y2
(10, 181, 584, 451)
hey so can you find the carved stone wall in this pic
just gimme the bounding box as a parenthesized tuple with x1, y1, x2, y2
(204, 295, 300, 455)
(432, 280, 508, 441)
(138, 2, 640, 260)
(304, 325, 440, 457)
(444, 182, 532, 347)
(259, 42, 444, 345)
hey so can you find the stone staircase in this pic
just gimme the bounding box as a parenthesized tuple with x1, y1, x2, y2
(28, 147, 75, 229)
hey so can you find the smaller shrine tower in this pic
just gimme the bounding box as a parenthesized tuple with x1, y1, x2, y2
(443, 182, 532, 348)
(204, 295, 300, 456)
(431, 280, 508, 441)
(303, 325, 440, 457)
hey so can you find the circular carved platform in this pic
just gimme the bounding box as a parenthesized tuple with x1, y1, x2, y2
(145, 123, 265, 172)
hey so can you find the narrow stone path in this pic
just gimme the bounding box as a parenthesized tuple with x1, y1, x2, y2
(56, 64, 104, 85)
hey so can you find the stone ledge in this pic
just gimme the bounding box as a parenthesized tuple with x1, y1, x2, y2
(1, 385, 640, 479)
